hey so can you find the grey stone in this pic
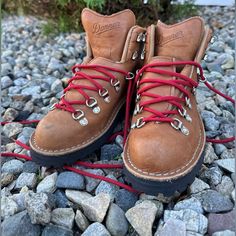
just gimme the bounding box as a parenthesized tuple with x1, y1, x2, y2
(37, 172, 58, 193)
(1, 63, 12, 76)
(164, 209, 208, 234)
(54, 189, 70, 208)
(21, 86, 41, 97)
(215, 159, 235, 173)
(2, 159, 23, 174)
(17, 127, 35, 144)
(201, 110, 220, 131)
(221, 54, 234, 69)
(155, 219, 186, 236)
(51, 208, 75, 229)
(200, 166, 223, 186)
(174, 197, 203, 214)
(1, 196, 19, 219)
(203, 143, 218, 164)
(82, 222, 111, 236)
(114, 189, 139, 212)
(106, 203, 128, 236)
(100, 144, 123, 161)
(212, 230, 235, 236)
(75, 209, 89, 232)
(195, 190, 234, 213)
(95, 173, 119, 201)
(214, 144, 227, 156)
(56, 171, 85, 190)
(80, 192, 111, 222)
(189, 178, 210, 194)
(15, 172, 37, 189)
(125, 200, 157, 236)
(85, 169, 105, 192)
(2, 108, 19, 122)
(1, 211, 41, 236)
(1, 76, 13, 89)
(23, 161, 40, 173)
(65, 189, 92, 206)
(42, 225, 73, 236)
(216, 175, 234, 196)
(11, 192, 27, 211)
(1, 172, 14, 187)
(25, 191, 53, 224)
(208, 210, 235, 235)
(51, 79, 63, 93)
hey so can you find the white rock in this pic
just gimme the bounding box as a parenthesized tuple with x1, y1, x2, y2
(51, 208, 75, 229)
(75, 209, 89, 232)
(37, 172, 57, 193)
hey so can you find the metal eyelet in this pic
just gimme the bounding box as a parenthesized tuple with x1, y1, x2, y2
(134, 103, 143, 116)
(136, 117, 145, 128)
(132, 51, 138, 60)
(171, 118, 189, 135)
(185, 97, 192, 109)
(110, 78, 120, 92)
(131, 117, 145, 129)
(142, 33, 146, 42)
(126, 72, 134, 80)
(178, 107, 192, 122)
(49, 103, 57, 111)
(86, 97, 101, 114)
(99, 88, 110, 103)
(136, 94, 141, 102)
(140, 48, 145, 60)
(72, 109, 88, 126)
(210, 36, 217, 43)
(136, 33, 143, 42)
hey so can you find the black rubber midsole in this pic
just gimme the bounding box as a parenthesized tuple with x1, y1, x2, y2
(123, 150, 205, 196)
(30, 105, 125, 168)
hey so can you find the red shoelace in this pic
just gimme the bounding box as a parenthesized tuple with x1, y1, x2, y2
(1, 61, 235, 193)
(53, 64, 130, 113)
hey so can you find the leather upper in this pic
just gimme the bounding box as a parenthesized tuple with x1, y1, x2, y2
(30, 9, 145, 155)
(124, 17, 210, 181)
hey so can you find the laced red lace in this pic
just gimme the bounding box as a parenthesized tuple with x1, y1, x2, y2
(1, 61, 235, 193)
(54, 64, 129, 112)
(123, 61, 235, 143)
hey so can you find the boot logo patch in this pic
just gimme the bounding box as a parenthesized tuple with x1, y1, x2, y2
(92, 22, 120, 35)
(159, 31, 184, 46)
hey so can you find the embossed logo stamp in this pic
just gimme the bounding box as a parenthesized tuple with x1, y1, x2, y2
(92, 22, 121, 34)
(159, 31, 184, 45)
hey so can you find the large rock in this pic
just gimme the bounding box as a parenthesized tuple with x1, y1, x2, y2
(174, 197, 203, 214)
(106, 203, 128, 236)
(114, 189, 138, 212)
(65, 190, 92, 206)
(164, 209, 208, 234)
(195, 190, 234, 213)
(212, 230, 235, 236)
(42, 225, 73, 236)
(2, 159, 23, 174)
(208, 210, 235, 235)
(125, 200, 157, 236)
(25, 191, 53, 224)
(15, 172, 37, 189)
(56, 171, 85, 190)
(37, 172, 57, 193)
(75, 209, 89, 232)
(3, 122, 23, 138)
(1, 210, 41, 236)
(215, 159, 235, 173)
(85, 169, 105, 192)
(80, 192, 111, 222)
(82, 222, 111, 236)
(51, 208, 75, 229)
(95, 173, 119, 201)
(155, 219, 186, 236)
(188, 178, 210, 194)
(1, 172, 14, 187)
(1, 196, 19, 220)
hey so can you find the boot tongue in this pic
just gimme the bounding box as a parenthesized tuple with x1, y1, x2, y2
(155, 17, 204, 61)
(81, 8, 136, 61)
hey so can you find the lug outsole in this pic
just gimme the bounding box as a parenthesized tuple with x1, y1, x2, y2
(123, 150, 205, 196)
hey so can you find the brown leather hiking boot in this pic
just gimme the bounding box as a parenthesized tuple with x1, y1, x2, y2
(123, 17, 212, 196)
(30, 8, 145, 167)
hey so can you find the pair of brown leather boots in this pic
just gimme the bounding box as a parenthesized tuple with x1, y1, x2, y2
(29, 8, 212, 196)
